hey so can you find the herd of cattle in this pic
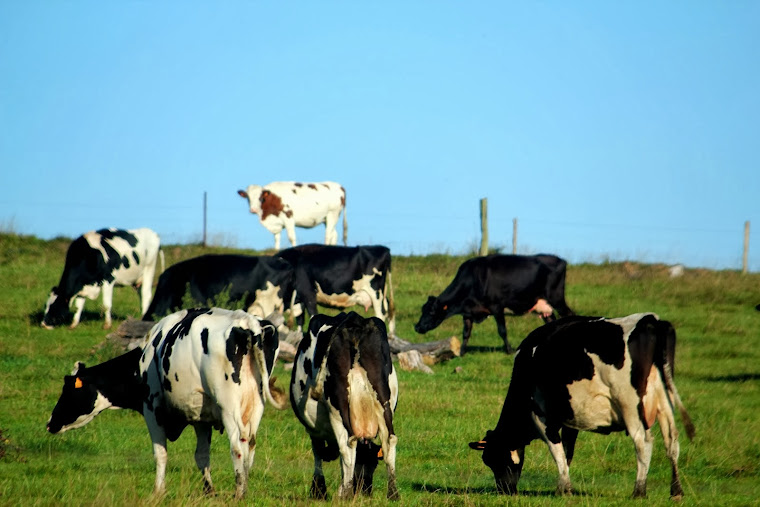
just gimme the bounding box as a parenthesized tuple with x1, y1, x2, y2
(43, 181, 695, 501)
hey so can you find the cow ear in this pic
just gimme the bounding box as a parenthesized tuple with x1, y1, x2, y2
(469, 440, 486, 451)
(237, 189, 248, 198)
(71, 361, 85, 375)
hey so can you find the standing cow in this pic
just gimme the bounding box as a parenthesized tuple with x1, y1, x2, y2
(47, 307, 287, 499)
(290, 312, 399, 500)
(141, 254, 295, 321)
(42, 227, 162, 329)
(469, 313, 695, 499)
(237, 181, 347, 250)
(276, 244, 395, 336)
(414, 254, 574, 355)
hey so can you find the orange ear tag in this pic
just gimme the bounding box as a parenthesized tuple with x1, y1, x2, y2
(443, 305, 448, 311)
(74, 377, 83, 389)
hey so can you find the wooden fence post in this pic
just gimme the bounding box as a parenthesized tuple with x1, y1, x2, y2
(512, 217, 518, 254)
(479, 198, 488, 256)
(203, 191, 208, 248)
(743, 220, 750, 273)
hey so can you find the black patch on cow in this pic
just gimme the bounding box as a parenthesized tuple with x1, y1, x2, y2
(200, 328, 210, 354)
(161, 309, 212, 375)
(258, 321, 279, 375)
(132, 251, 140, 265)
(152, 329, 163, 349)
(628, 314, 660, 428)
(96, 228, 138, 246)
(226, 326, 250, 385)
(299, 380, 306, 392)
(122, 255, 131, 269)
(302, 357, 313, 376)
(225, 373, 229, 381)
(174, 373, 179, 382)
(163, 378, 173, 392)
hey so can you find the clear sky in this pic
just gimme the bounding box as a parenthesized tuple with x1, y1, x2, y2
(2, 2, 758, 270)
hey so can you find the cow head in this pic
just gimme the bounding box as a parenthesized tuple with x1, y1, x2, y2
(237, 185, 263, 215)
(414, 296, 447, 334)
(47, 362, 107, 434)
(42, 287, 70, 329)
(469, 430, 525, 495)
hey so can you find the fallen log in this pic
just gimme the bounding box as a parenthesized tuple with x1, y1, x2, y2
(389, 334, 461, 366)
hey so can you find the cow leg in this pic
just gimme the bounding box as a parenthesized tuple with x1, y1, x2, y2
(144, 411, 169, 495)
(221, 411, 250, 499)
(630, 426, 654, 498)
(193, 424, 215, 495)
(657, 398, 684, 499)
(328, 410, 356, 499)
(273, 231, 282, 251)
(324, 213, 338, 245)
(461, 318, 474, 356)
(561, 427, 579, 467)
(284, 221, 298, 247)
(532, 415, 572, 495)
(70, 296, 86, 329)
(493, 311, 512, 353)
(382, 433, 399, 500)
(101, 281, 115, 329)
(309, 437, 328, 499)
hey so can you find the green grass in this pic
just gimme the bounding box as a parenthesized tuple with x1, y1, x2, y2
(1, 233, 759, 505)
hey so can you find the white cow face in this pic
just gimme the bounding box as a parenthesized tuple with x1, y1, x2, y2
(237, 185, 264, 215)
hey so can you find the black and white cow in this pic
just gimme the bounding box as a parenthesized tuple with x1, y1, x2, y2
(47, 307, 287, 499)
(414, 254, 574, 354)
(276, 244, 396, 336)
(237, 181, 347, 250)
(469, 313, 695, 499)
(42, 227, 162, 329)
(141, 254, 295, 322)
(290, 312, 399, 500)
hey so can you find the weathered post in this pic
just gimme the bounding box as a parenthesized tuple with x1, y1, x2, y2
(512, 217, 518, 254)
(743, 220, 750, 273)
(479, 198, 488, 256)
(203, 191, 208, 248)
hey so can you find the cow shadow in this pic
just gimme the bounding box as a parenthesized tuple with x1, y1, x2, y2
(705, 373, 760, 383)
(29, 309, 135, 328)
(460, 345, 510, 355)
(410, 482, 587, 497)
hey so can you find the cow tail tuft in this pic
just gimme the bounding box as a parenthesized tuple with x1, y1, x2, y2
(251, 321, 287, 410)
(658, 322, 696, 441)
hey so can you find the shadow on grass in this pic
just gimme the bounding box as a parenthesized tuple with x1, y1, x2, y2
(29, 309, 135, 327)
(460, 345, 509, 355)
(410, 482, 588, 497)
(705, 373, 760, 382)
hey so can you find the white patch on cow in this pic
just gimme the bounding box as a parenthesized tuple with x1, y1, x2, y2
(246, 281, 284, 318)
(78, 283, 102, 301)
(510, 450, 521, 464)
(313, 269, 385, 318)
(529, 298, 554, 318)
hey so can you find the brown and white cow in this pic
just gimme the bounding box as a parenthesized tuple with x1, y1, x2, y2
(290, 312, 399, 500)
(470, 313, 695, 499)
(237, 181, 347, 250)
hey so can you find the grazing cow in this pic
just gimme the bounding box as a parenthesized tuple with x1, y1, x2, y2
(469, 313, 695, 499)
(42, 228, 162, 329)
(141, 254, 295, 321)
(414, 254, 574, 354)
(47, 308, 287, 499)
(276, 244, 395, 336)
(290, 312, 399, 500)
(237, 181, 347, 250)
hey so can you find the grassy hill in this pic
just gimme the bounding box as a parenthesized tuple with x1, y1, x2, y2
(1, 233, 759, 505)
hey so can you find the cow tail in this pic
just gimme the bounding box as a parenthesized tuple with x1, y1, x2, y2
(251, 322, 287, 410)
(159, 249, 166, 274)
(386, 268, 396, 337)
(658, 323, 696, 441)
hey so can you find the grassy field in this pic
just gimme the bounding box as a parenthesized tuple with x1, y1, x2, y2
(1, 233, 759, 506)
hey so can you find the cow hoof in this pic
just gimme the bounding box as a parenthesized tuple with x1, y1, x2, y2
(41, 322, 54, 330)
(103, 323, 112, 330)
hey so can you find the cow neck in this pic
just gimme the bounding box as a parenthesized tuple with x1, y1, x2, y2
(83, 347, 145, 412)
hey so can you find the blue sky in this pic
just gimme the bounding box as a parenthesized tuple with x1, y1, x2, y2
(2, 2, 758, 270)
